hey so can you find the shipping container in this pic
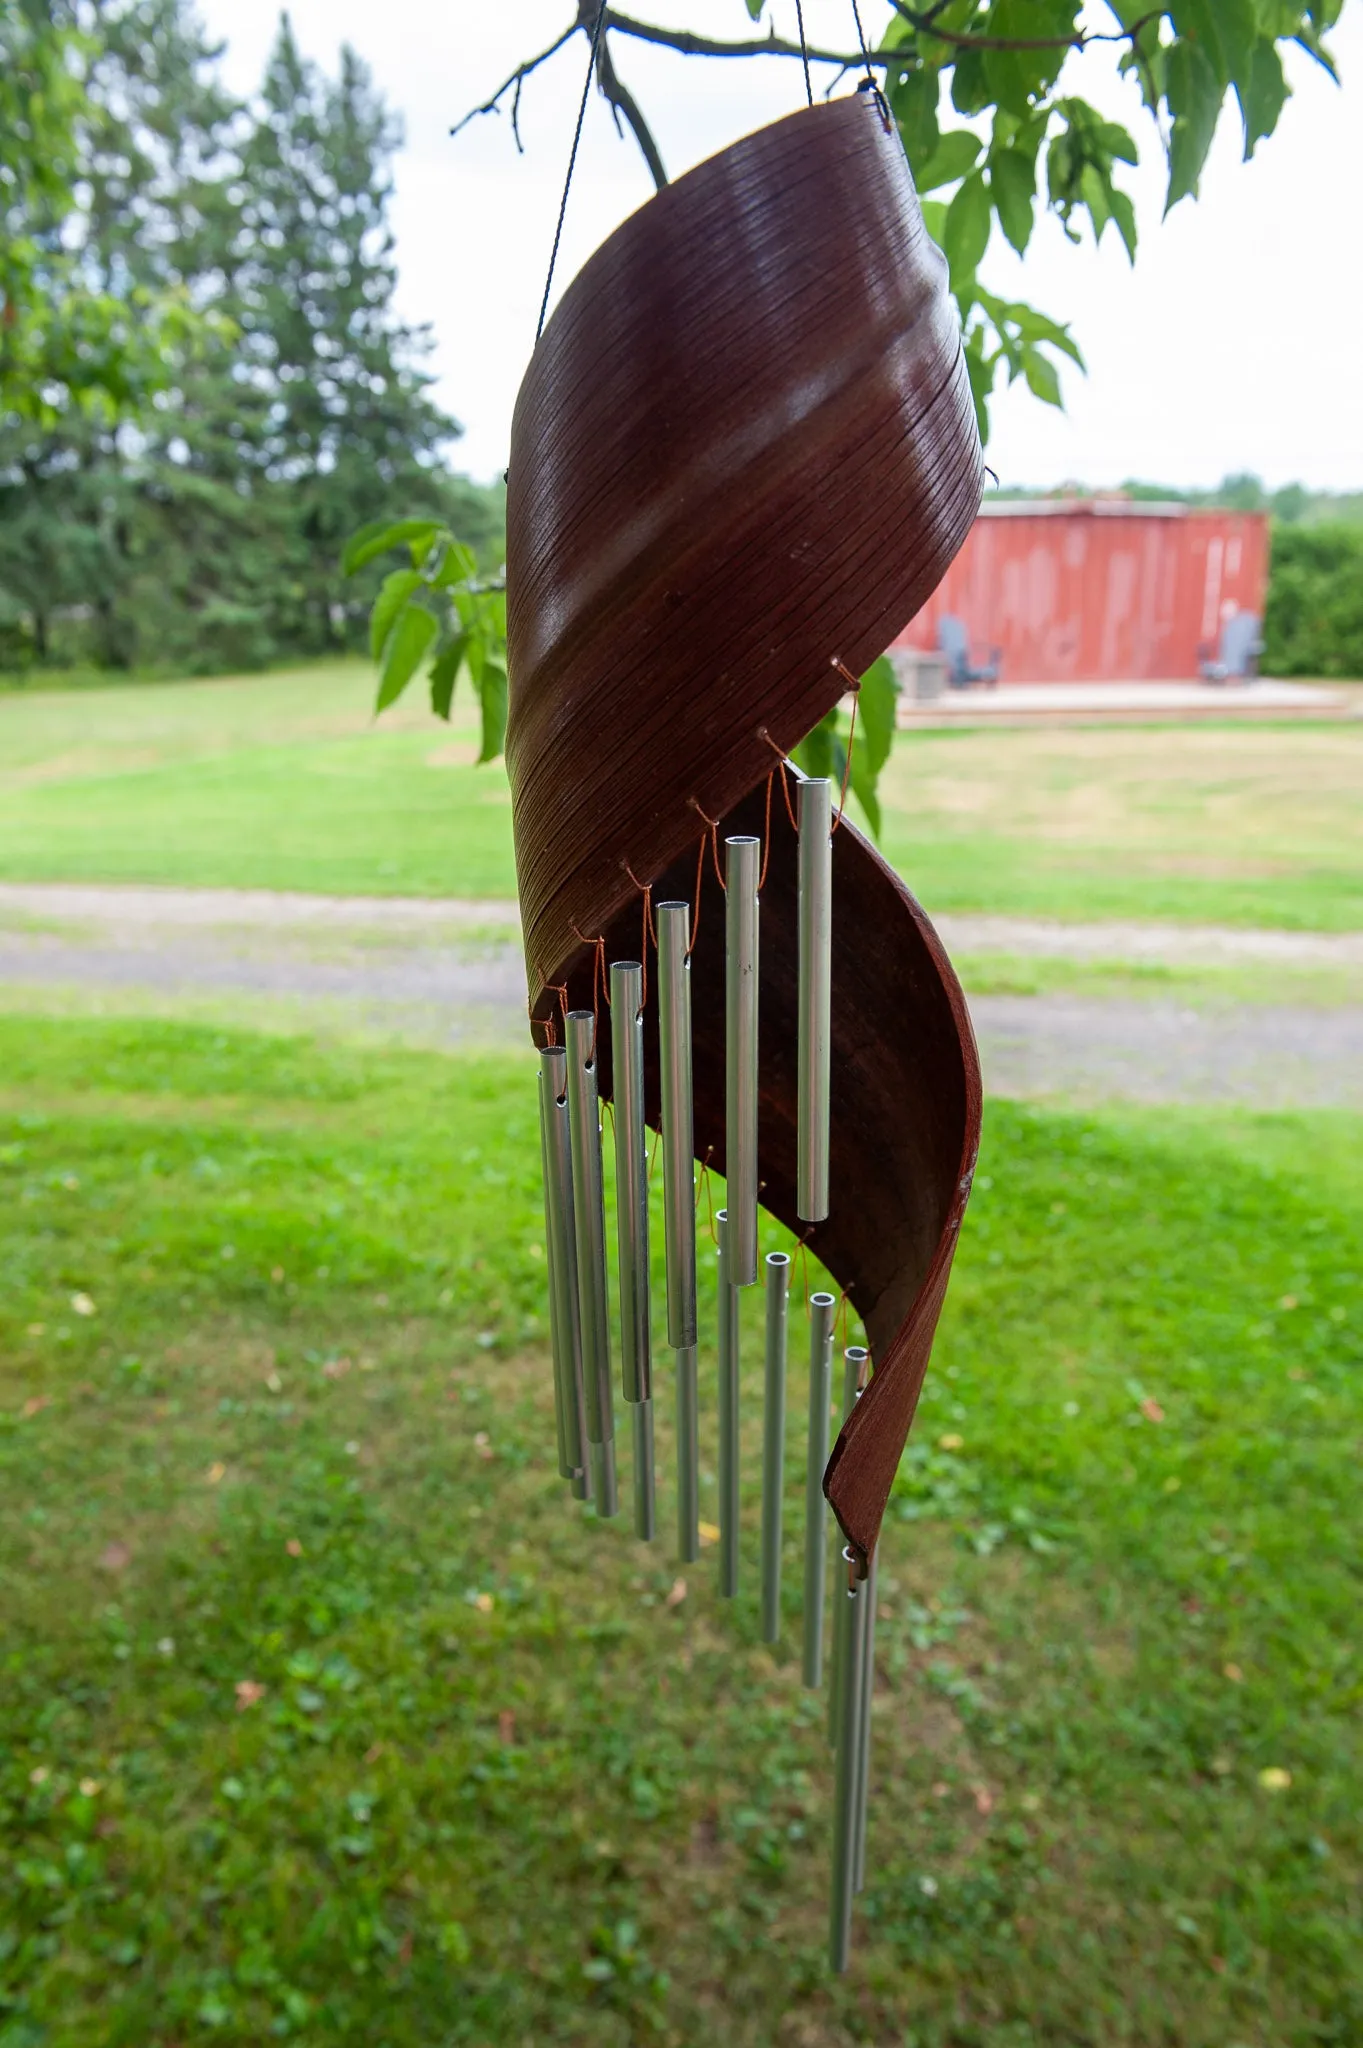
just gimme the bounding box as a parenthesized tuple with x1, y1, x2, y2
(894, 501, 1270, 683)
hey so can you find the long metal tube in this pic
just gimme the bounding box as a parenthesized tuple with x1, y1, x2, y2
(802, 1290, 836, 1686)
(675, 1344, 699, 1562)
(829, 1549, 867, 1974)
(761, 1251, 790, 1643)
(724, 836, 760, 1288)
(853, 1542, 879, 1894)
(609, 961, 651, 1405)
(540, 1045, 587, 1496)
(829, 1346, 869, 1748)
(632, 1399, 656, 1543)
(797, 777, 832, 1222)
(537, 1065, 570, 1481)
(656, 902, 697, 1349)
(564, 1010, 617, 1519)
(716, 1207, 740, 1598)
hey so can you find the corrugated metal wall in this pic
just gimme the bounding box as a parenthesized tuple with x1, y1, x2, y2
(894, 503, 1270, 682)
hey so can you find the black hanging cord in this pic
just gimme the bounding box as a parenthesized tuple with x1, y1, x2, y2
(849, 0, 892, 126)
(536, 2, 610, 345)
(794, 0, 813, 106)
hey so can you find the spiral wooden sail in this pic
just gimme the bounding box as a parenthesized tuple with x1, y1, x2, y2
(506, 91, 983, 1566)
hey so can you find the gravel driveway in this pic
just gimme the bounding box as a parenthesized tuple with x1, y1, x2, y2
(2, 883, 1360, 1107)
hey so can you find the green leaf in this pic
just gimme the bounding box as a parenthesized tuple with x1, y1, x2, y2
(1172, 0, 1255, 92)
(428, 635, 467, 721)
(376, 603, 438, 713)
(950, 48, 991, 116)
(914, 130, 982, 193)
(855, 655, 897, 780)
(918, 197, 950, 247)
(475, 655, 508, 765)
(369, 568, 422, 662)
(341, 519, 441, 578)
(1022, 346, 1063, 408)
(791, 710, 838, 784)
(990, 148, 1036, 255)
(1236, 41, 1289, 157)
(1110, 186, 1137, 262)
(1081, 163, 1112, 242)
(743, 0, 763, 16)
(891, 66, 941, 171)
(430, 540, 478, 589)
(848, 746, 882, 841)
(942, 172, 992, 290)
(1165, 38, 1223, 211)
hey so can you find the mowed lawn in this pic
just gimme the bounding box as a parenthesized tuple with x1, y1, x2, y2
(3, 665, 1362, 926)
(1, 1016, 1360, 2045)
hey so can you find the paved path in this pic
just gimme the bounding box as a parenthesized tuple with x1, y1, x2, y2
(2, 882, 1360, 1106)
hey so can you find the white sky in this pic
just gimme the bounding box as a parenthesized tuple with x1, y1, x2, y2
(200, 0, 1363, 492)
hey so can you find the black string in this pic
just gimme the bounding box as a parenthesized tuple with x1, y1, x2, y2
(536, 2, 609, 345)
(849, 0, 892, 126)
(794, 0, 813, 106)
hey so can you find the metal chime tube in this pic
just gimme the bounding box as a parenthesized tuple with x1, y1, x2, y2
(657, 901, 699, 1560)
(564, 1010, 617, 1518)
(853, 1542, 879, 1894)
(540, 1044, 588, 1499)
(537, 1066, 570, 1481)
(829, 1344, 869, 1750)
(716, 1208, 740, 1598)
(797, 777, 833, 1223)
(725, 836, 760, 1288)
(610, 961, 655, 1542)
(761, 1251, 790, 1643)
(802, 1290, 837, 1685)
(829, 1548, 867, 1974)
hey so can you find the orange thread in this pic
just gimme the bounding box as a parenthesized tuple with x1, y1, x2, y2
(689, 797, 726, 892)
(687, 830, 705, 958)
(829, 657, 860, 832)
(759, 728, 801, 832)
(622, 862, 655, 1012)
(758, 771, 774, 892)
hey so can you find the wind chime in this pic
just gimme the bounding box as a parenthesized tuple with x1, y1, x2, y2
(509, 80, 983, 1971)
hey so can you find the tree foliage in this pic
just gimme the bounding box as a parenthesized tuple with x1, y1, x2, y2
(355, 0, 1346, 832)
(1263, 524, 1363, 679)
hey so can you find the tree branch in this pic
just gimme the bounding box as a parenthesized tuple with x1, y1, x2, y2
(449, 22, 579, 141)
(594, 27, 668, 190)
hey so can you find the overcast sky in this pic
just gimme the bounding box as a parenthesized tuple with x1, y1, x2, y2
(200, 0, 1363, 492)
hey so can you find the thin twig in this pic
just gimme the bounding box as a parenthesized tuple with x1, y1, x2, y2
(450, 22, 578, 138)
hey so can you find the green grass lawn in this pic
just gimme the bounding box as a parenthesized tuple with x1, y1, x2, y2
(2, 1014, 1359, 2045)
(3, 665, 1361, 926)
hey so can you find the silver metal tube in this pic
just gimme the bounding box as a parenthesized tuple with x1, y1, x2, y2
(565, 1009, 617, 1519)
(632, 1398, 656, 1543)
(802, 1290, 836, 1686)
(676, 1344, 699, 1561)
(829, 1347, 869, 1747)
(609, 961, 651, 1405)
(537, 1065, 570, 1481)
(656, 902, 696, 1350)
(540, 1045, 587, 1493)
(724, 835, 760, 1288)
(853, 1543, 879, 1894)
(829, 1548, 867, 1974)
(797, 777, 832, 1223)
(716, 1208, 740, 1598)
(761, 1251, 790, 1644)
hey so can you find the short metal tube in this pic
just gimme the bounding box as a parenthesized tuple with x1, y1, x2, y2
(724, 836, 760, 1288)
(797, 777, 832, 1223)
(761, 1251, 790, 1644)
(540, 1045, 587, 1493)
(853, 1543, 879, 1894)
(609, 961, 651, 1406)
(537, 1065, 570, 1481)
(829, 1550, 867, 1974)
(632, 1397, 656, 1543)
(656, 903, 697, 1350)
(716, 1208, 740, 1598)
(565, 1010, 617, 1519)
(676, 1344, 699, 1561)
(802, 1291, 836, 1686)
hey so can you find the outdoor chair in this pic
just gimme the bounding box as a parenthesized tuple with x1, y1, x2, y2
(1199, 609, 1263, 683)
(937, 613, 1001, 688)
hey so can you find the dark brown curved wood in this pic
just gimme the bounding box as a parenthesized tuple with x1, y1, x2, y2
(506, 92, 983, 1562)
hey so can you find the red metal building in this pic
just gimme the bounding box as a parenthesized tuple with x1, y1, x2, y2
(893, 500, 1270, 683)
